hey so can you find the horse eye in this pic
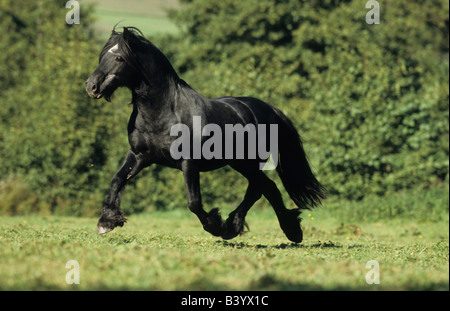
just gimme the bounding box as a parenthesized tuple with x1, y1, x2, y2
(115, 56, 124, 62)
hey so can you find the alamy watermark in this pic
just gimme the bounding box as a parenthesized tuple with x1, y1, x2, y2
(66, 0, 378, 167)
(65, 260, 80, 285)
(365, 260, 380, 285)
(170, 116, 278, 170)
(65, 0, 80, 25)
(66, 1, 380, 26)
(366, 0, 380, 25)
(65, 258, 380, 287)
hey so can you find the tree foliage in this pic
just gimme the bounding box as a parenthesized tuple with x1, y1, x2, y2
(164, 0, 449, 199)
(0, 0, 448, 216)
(0, 0, 115, 215)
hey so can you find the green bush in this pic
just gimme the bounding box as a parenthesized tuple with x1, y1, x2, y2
(163, 0, 449, 200)
(0, 0, 448, 216)
(321, 184, 449, 223)
(0, 0, 115, 215)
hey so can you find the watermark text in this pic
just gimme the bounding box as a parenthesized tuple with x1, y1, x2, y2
(65, 0, 80, 25)
(366, 0, 380, 24)
(170, 116, 278, 170)
(65, 260, 80, 284)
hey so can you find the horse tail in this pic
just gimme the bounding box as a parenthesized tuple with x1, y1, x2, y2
(273, 108, 327, 210)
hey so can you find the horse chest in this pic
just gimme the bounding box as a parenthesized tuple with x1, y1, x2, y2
(128, 111, 173, 162)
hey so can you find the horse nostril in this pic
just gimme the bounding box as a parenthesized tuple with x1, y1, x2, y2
(85, 80, 99, 96)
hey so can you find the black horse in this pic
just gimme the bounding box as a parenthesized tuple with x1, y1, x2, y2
(85, 27, 325, 243)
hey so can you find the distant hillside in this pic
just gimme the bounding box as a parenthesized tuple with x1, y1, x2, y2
(85, 0, 180, 38)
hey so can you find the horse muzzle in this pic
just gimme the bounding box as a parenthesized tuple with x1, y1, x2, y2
(85, 74, 116, 100)
(85, 78, 103, 99)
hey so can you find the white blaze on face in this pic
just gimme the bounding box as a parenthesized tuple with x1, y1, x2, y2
(108, 44, 120, 55)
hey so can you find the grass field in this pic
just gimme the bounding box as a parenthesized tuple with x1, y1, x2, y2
(1, 203, 448, 291)
(86, 0, 180, 39)
(2, 3, 448, 291)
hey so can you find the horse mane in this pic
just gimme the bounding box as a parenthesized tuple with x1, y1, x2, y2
(100, 26, 180, 93)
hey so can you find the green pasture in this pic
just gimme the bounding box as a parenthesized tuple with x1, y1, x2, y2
(86, 0, 180, 39)
(1, 191, 448, 291)
(0, 0, 448, 292)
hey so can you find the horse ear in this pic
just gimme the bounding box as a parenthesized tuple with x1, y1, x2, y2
(112, 20, 124, 35)
(123, 27, 132, 42)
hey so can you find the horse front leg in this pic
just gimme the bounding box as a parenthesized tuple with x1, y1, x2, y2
(181, 160, 225, 237)
(98, 150, 148, 234)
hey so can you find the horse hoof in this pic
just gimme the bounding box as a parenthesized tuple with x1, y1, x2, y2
(286, 230, 303, 243)
(98, 226, 112, 234)
(222, 215, 249, 240)
(279, 209, 303, 243)
(203, 208, 225, 237)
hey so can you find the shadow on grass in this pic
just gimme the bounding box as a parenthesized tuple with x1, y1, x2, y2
(216, 240, 347, 250)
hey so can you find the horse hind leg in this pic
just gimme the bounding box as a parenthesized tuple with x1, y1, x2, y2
(240, 168, 302, 243)
(202, 207, 226, 237)
(221, 163, 262, 240)
(261, 175, 303, 243)
(275, 208, 303, 243)
(222, 181, 262, 240)
(229, 163, 302, 243)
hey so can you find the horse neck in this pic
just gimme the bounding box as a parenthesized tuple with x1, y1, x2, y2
(131, 75, 180, 119)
